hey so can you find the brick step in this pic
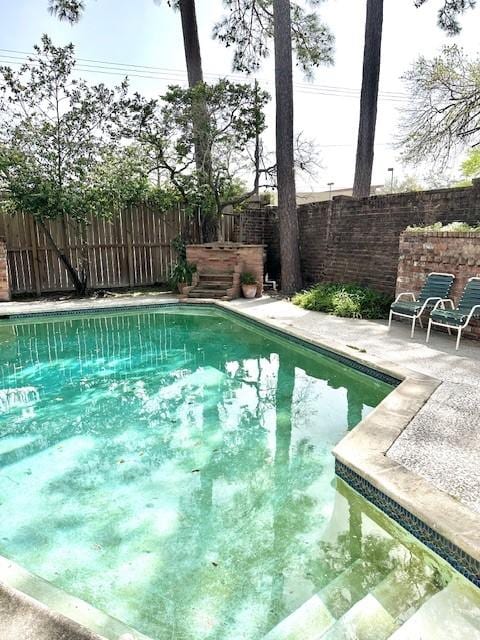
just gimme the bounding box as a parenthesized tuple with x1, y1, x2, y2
(197, 280, 233, 289)
(188, 289, 230, 299)
(198, 272, 234, 282)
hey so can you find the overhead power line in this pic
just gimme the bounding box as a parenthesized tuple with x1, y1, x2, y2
(0, 47, 408, 102)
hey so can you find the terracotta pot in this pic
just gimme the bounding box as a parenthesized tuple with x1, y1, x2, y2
(241, 283, 257, 299)
(177, 282, 188, 294)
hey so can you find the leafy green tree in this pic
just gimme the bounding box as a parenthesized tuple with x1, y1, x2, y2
(352, 0, 384, 199)
(0, 36, 149, 295)
(454, 147, 480, 185)
(414, 0, 476, 34)
(460, 148, 480, 181)
(48, 0, 221, 241)
(128, 79, 270, 219)
(398, 46, 480, 166)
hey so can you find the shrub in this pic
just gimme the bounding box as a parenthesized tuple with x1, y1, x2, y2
(240, 271, 257, 285)
(407, 221, 480, 233)
(292, 283, 392, 319)
(169, 261, 197, 289)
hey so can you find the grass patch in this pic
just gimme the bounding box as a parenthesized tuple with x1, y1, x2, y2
(407, 221, 480, 233)
(292, 283, 393, 319)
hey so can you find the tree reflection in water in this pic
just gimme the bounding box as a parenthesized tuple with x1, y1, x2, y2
(2, 309, 453, 640)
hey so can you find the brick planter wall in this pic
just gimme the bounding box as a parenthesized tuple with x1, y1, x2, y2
(397, 231, 480, 340)
(0, 237, 10, 302)
(186, 243, 264, 298)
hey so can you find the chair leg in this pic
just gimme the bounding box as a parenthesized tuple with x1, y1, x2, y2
(456, 327, 462, 350)
(447, 326, 451, 335)
(418, 315, 423, 329)
(426, 319, 432, 343)
(410, 316, 416, 338)
(388, 310, 393, 330)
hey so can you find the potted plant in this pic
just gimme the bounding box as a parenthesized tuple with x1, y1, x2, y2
(240, 272, 258, 298)
(169, 261, 197, 294)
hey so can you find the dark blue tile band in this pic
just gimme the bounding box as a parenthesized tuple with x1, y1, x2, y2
(335, 459, 480, 588)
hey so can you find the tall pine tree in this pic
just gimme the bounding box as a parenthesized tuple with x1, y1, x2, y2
(352, 0, 384, 199)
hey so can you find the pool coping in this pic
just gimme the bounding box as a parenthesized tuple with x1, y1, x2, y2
(0, 556, 152, 640)
(0, 297, 479, 639)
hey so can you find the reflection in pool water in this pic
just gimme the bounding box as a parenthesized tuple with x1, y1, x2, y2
(0, 308, 478, 640)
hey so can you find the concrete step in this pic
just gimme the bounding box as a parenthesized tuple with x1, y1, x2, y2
(372, 562, 442, 624)
(318, 559, 389, 620)
(261, 559, 389, 640)
(387, 579, 480, 640)
(319, 593, 397, 640)
(262, 593, 334, 640)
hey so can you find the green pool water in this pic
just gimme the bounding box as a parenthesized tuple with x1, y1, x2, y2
(0, 306, 479, 640)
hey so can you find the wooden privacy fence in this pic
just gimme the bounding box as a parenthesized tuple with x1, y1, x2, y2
(0, 204, 239, 295)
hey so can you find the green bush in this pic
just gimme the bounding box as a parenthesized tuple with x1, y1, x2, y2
(240, 271, 257, 285)
(292, 283, 393, 319)
(407, 221, 480, 233)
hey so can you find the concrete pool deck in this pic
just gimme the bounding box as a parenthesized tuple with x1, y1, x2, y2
(1, 291, 480, 637)
(0, 581, 101, 640)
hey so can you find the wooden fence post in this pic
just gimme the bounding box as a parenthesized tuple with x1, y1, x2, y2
(28, 215, 42, 296)
(125, 206, 135, 287)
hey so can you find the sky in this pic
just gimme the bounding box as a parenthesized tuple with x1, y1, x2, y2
(1, 0, 479, 192)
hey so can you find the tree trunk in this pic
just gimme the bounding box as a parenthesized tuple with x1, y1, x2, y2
(179, 0, 203, 86)
(37, 218, 87, 296)
(352, 0, 384, 199)
(268, 357, 295, 628)
(179, 0, 217, 242)
(273, 0, 302, 294)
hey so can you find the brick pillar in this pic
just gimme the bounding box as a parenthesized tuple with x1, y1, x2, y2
(0, 237, 11, 302)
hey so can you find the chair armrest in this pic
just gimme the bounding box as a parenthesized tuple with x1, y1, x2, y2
(434, 298, 455, 310)
(466, 305, 480, 324)
(394, 292, 416, 303)
(418, 296, 447, 314)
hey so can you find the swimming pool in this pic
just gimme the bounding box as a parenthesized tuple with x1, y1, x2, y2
(0, 306, 479, 639)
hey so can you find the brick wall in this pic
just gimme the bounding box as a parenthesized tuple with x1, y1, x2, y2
(0, 237, 10, 302)
(237, 209, 280, 279)
(241, 183, 480, 294)
(300, 185, 480, 294)
(397, 231, 480, 339)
